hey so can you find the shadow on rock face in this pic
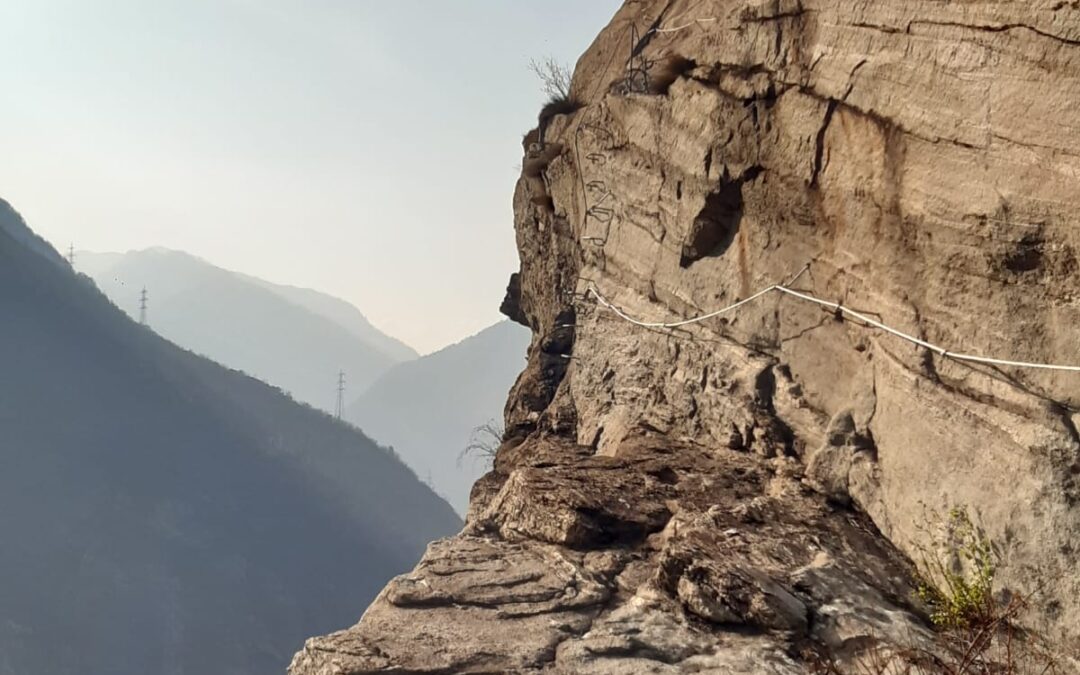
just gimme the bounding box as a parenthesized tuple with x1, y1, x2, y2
(681, 166, 762, 268)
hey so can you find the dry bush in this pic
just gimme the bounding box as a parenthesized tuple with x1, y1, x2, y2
(529, 57, 573, 101)
(458, 420, 504, 470)
(530, 57, 582, 143)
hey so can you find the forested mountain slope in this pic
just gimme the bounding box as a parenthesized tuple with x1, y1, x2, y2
(0, 199, 460, 675)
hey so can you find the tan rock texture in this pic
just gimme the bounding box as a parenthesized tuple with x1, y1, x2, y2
(291, 0, 1080, 672)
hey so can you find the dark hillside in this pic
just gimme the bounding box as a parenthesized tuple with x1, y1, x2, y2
(0, 199, 460, 675)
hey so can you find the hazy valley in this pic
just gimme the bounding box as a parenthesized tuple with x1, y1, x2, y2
(78, 248, 530, 514)
(0, 200, 461, 673)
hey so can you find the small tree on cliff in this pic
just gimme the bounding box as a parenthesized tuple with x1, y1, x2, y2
(529, 57, 573, 102)
(530, 57, 581, 145)
(458, 420, 503, 470)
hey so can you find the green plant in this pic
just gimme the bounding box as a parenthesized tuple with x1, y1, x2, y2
(809, 506, 1059, 674)
(914, 506, 997, 630)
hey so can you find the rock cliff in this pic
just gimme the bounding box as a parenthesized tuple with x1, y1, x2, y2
(291, 0, 1080, 672)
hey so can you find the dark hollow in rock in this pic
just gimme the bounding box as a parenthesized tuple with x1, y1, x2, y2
(649, 466, 680, 485)
(680, 166, 762, 267)
(541, 308, 576, 356)
(1003, 233, 1045, 273)
(649, 55, 697, 95)
(530, 194, 555, 212)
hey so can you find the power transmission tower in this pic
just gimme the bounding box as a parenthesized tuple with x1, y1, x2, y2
(139, 287, 148, 326)
(335, 370, 346, 419)
(67, 244, 76, 267)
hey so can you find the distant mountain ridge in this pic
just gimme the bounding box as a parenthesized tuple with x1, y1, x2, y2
(348, 320, 531, 515)
(240, 273, 417, 363)
(0, 199, 460, 675)
(80, 248, 417, 413)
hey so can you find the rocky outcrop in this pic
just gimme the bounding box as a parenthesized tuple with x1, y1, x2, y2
(291, 0, 1080, 672)
(291, 436, 934, 673)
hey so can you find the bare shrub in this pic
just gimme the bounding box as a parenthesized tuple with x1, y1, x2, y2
(458, 420, 504, 470)
(530, 57, 582, 144)
(529, 57, 573, 101)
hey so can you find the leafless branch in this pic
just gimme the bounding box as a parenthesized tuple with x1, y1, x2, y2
(529, 57, 573, 102)
(458, 420, 504, 469)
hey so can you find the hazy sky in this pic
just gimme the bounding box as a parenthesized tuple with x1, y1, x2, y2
(0, 0, 620, 353)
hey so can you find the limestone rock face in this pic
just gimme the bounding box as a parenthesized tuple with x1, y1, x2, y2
(291, 0, 1080, 672)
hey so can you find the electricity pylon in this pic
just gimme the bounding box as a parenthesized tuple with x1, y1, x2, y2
(335, 370, 346, 419)
(139, 287, 148, 326)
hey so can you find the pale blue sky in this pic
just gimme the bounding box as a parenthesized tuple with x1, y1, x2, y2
(0, 0, 620, 353)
